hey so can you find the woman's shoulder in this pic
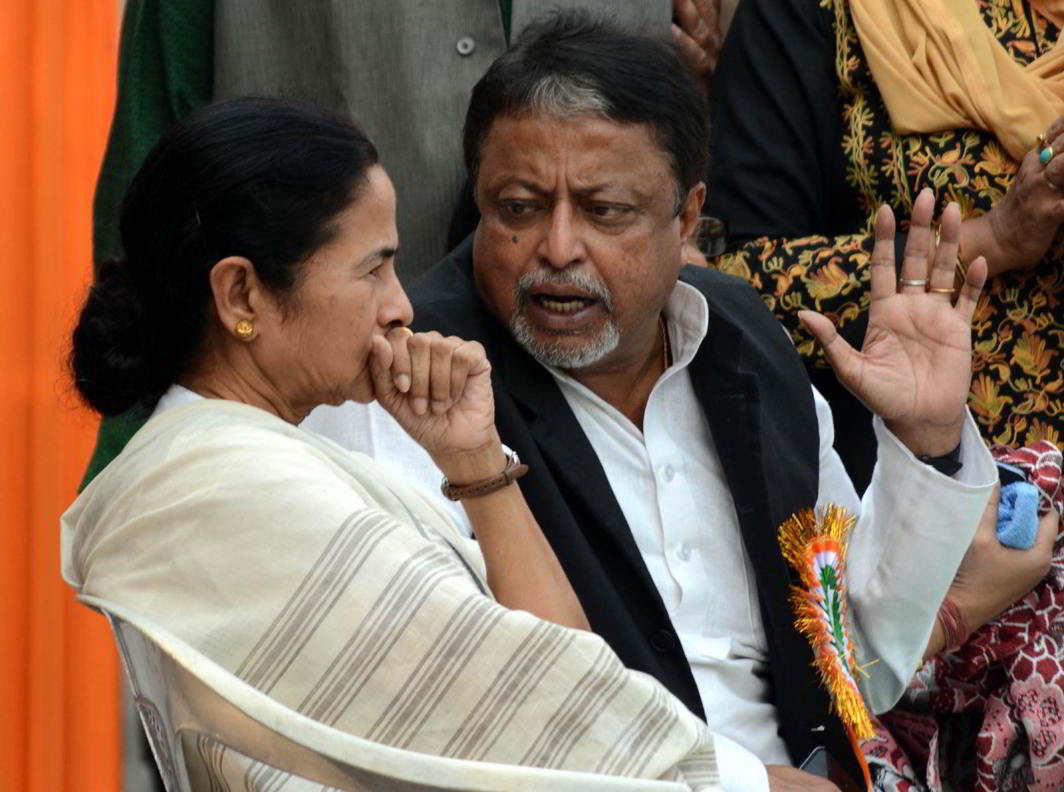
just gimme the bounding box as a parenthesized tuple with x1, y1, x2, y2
(63, 398, 484, 588)
(78, 398, 469, 550)
(79, 400, 372, 515)
(140, 399, 334, 462)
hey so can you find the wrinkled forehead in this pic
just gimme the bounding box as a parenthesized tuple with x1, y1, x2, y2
(476, 113, 675, 193)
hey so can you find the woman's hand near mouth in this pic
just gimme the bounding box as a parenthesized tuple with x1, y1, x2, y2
(371, 327, 590, 631)
(370, 327, 504, 484)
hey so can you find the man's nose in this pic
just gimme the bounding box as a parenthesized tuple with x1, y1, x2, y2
(537, 203, 587, 270)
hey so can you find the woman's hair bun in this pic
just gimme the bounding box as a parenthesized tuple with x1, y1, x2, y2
(70, 259, 163, 416)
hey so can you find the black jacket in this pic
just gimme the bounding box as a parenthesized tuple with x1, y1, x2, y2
(409, 237, 862, 779)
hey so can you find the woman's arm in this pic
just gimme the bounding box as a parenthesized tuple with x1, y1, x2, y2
(431, 444, 590, 630)
(370, 329, 589, 631)
(922, 502, 1059, 662)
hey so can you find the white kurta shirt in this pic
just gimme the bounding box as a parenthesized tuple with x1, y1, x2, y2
(302, 280, 997, 791)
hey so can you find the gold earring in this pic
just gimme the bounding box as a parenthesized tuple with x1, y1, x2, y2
(234, 319, 254, 339)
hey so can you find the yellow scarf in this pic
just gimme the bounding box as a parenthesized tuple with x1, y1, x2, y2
(849, 0, 1064, 160)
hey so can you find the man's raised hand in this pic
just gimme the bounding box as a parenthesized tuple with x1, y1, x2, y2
(799, 189, 987, 457)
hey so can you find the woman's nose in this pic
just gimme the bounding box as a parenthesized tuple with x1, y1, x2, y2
(381, 270, 414, 328)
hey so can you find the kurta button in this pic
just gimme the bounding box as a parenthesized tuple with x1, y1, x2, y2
(456, 36, 476, 56)
(677, 543, 692, 561)
(650, 629, 677, 652)
(663, 464, 675, 482)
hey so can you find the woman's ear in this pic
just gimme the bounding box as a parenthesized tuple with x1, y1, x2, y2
(208, 256, 262, 341)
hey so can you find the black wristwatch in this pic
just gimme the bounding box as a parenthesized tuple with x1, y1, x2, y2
(916, 442, 963, 476)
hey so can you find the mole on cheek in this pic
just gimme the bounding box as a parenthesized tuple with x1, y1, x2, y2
(511, 235, 519, 244)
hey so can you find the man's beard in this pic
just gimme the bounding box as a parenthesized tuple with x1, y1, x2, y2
(509, 270, 620, 370)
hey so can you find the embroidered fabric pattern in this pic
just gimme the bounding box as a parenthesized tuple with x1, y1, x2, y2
(865, 441, 1063, 791)
(713, 0, 1062, 450)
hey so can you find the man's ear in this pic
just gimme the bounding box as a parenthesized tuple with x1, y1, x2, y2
(208, 256, 263, 338)
(678, 181, 707, 243)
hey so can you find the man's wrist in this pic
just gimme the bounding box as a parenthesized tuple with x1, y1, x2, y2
(886, 418, 965, 460)
(916, 442, 964, 477)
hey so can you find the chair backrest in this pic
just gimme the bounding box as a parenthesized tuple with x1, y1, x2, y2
(93, 599, 685, 792)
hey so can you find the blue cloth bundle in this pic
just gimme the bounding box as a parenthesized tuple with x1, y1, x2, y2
(996, 481, 1040, 549)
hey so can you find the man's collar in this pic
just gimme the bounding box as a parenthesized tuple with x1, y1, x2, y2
(663, 281, 710, 370)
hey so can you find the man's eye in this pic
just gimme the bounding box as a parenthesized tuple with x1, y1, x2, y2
(501, 200, 540, 217)
(588, 204, 630, 220)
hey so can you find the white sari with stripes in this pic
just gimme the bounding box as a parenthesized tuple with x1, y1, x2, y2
(61, 400, 719, 789)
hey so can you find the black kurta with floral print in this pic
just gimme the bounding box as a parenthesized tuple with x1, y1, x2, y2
(709, 0, 1062, 490)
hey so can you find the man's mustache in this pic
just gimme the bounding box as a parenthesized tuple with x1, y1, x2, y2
(514, 270, 615, 311)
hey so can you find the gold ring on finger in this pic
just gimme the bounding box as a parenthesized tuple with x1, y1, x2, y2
(928, 286, 955, 294)
(1038, 132, 1048, 151)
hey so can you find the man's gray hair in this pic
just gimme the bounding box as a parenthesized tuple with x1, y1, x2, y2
(512, 74, 685, 214)
(463, 10, 708, 214)
(523, 74, 610, 119)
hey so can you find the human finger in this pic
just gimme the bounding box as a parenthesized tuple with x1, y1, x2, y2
(953, 255, 987, 324)
(428, 337, 455, 413)
(1042, 142, 1064, 192)
(798, 310, 860, 387)
(671, 23, 712, 78)
(448, 340, 479, 404)
(974, 483, 1000, 541)
(929, 202, 962, 298)
(406, 331, 434, 415)
(1038, 126, 1064, 189)
(1043, 116, 1064, 146)
(369, 334, 397, 401)
(1032, 508, 1061, 559)
(899, 188, 935, 289)
(386, 325, 413, 394)
(673, 0, 702, 38)
(869, 204, 899, 302)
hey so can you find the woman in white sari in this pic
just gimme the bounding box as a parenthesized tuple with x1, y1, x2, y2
(62, 98, 725, 790)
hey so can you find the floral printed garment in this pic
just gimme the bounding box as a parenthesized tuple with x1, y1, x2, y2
(865, 441, 1064, 792)
(712, 0, 1062, 450)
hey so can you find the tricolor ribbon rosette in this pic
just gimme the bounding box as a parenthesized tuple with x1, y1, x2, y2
(778, 504, 875, 744)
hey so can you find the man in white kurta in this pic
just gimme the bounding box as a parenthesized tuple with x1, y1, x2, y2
(303, 276, 997, 789)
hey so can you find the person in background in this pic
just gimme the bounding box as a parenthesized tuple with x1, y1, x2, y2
(302, 13, 1021, 790)
(707, 1, 1064, 786)
(62, 97, 727, 791)
(708, 0, 1062, 494)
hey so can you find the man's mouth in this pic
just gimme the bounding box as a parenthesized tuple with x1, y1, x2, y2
(532, 294, 597, 314)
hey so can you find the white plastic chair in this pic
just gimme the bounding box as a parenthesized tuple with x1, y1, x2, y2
(88, 598, 685, 792)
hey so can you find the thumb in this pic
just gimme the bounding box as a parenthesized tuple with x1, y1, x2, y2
(1034, 507, 1061, 555)
(975, 482, 1001, 542)
(798, 310, 860, 386)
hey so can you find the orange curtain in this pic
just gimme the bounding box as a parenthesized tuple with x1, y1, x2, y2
(0, 1, 121, 791)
